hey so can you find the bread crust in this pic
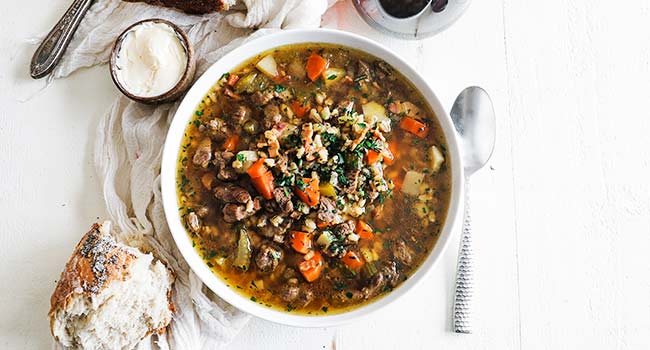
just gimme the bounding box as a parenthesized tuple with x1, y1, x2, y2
(49, 223, 175, 342)
(49, 223, 136, 317)
(123, 0, 233, 14)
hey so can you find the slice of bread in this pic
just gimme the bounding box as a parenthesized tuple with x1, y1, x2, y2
(123, 0, 237, 14)
(49, 222, 175, 350)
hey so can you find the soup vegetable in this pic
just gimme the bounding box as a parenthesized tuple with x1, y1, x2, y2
(176, 44, 451, 314)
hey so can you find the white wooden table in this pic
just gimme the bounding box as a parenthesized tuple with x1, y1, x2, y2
(2, 1, 650, 349)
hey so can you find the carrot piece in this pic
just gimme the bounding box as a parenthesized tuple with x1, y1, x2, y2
(226, 74, 240, 87)
(290, 100, 310, 118)
(355, 220, 374, 240)
(317, 221, 330, 229)
(298, 251, 324, 282)
(341, 251, 365, 270)
(383, 141, 397, 165)
(247, 159, 274, 199)
(290, 231, 312, 254)
(295, 177, 320, 207)
(223, 134, 239, 152)
(247, 158, 267, 179)
(201, 172, 216, 190)
(399, 117, 428, 138)
(306, 53, 328, 82)
(250, 170, 274, 199)
(366, 150, 381, 165)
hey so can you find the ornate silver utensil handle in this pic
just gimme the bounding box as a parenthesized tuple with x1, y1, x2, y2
(453, 178, 474, 333)
(30, 0, 94, 79)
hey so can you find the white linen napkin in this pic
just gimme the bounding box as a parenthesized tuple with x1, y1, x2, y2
(47, 0, 336, 349)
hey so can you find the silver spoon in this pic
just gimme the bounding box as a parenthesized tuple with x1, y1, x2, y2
(450, 86, 496, 333)
(30, 0, 94, 79)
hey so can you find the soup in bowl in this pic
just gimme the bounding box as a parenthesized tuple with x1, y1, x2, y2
(161, 29, 463, 327)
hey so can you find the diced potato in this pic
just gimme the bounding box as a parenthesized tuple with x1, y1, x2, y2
(235, 150, 258, 173)
(316, 231, 336, 248)
(321, 68, 346, 86)
(362, 101, 387, 120)
(402, 170, 425, 196)
(428, 145, 445, 173)
(256, 55, 279, 78)
(362, 102, 391, 131)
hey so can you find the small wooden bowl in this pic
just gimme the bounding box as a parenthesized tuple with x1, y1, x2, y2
(109, 19, 196, 104)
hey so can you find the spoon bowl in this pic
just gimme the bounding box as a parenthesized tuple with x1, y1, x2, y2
(450, 86, 496, 175)
(449, 86, 495, 333)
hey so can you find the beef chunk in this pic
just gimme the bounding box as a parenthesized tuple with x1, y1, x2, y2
(273, 187, 294, 213)
(263, 104, 282, 129)
(362, 272, 384, 299)
(357, 60, 372, 80)
(214, 184, 251, 204)
(224, 103, 251, 125)
(317, 197, 337, 223)
(250, 90, 274, 106)
(196, 206, 210, 218)
(213, 151, 237, 181)
(381, 261, 400, 287)
(343, 169, 360, 193)
(222, 203, 250, 223)
(206, 118, 229, 141)
(393, 240, 414, 265)
(335, 220, 355, 237)
(294, 288, 314, 308)
(362, 261, 400, 299)
(373, 60, 392, 81)
(192, 138, 212, 168)
(255, 244, 282, 273)
(280, 284, 300, 302)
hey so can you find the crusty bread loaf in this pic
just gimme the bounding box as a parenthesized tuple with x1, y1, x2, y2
(49, 222, 175, 350)
(124, 0, 236, 14)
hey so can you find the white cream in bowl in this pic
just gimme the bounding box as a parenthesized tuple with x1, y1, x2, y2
(114, 21, 188, 98)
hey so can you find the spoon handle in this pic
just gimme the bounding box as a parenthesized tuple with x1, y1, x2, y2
(453, 178, 474, 333)
(30, 0, 94, 79)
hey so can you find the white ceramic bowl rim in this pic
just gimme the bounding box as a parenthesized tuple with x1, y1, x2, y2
(161, 29, 464, 328)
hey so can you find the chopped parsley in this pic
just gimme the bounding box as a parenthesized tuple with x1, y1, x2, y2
(273, 84, 287, 93)
(327, 74, 337, 80)
(295, 177, 308, 191)
(236, 153, 247, 162)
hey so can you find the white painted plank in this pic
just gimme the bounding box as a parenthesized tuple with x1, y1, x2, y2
(502, 0, 650, 349)
(0, 2, 114, 349)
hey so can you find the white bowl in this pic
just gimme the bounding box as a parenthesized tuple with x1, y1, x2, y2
(161, 29, 464, 327)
